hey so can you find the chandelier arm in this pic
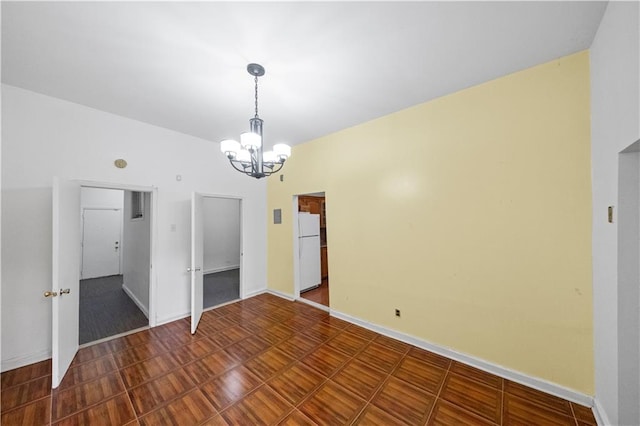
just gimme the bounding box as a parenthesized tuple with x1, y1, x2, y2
(228, 159, 250, 174)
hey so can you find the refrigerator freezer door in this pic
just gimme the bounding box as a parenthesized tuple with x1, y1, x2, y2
(300, 235, 321, 291)
(298, 213, 320, 237)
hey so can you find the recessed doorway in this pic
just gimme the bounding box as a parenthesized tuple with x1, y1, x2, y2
(296, 192, 329, 308)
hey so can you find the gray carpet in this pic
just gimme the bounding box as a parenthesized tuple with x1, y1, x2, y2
(79, 275, 148, 344)
(204, 269, 240, 309)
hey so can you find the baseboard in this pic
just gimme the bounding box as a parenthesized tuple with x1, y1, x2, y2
(592, 398, 612, 426)
(330, 309, 594, 408)
(1, 349, 51, 373)
(122, 284, 149, 319)
(297, 297, 330, 312)
(203, 265, 240, 275)
(244, 288, 267, 299)
(155, 311, 190, 327)
(267, 288, 295, 301)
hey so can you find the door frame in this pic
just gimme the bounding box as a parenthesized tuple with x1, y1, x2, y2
(80, 207, 124, 279)
(196, 192, 244, 312)
(77, 180, 159, 327)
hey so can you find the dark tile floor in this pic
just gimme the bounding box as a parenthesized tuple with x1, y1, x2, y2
(1, 293, 597, 425)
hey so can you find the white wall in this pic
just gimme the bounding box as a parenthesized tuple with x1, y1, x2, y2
(81, 187, 123, 210)
(122, 190, 151, 317)
(590, 2, 640, 424)
(203, 197, 241, 273)
(1, 85, 267, 371)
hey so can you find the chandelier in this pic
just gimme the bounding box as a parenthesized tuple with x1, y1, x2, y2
(220, 63, 291, 179)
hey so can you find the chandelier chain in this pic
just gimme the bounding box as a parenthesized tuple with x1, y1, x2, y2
(254, 76, 259, 119)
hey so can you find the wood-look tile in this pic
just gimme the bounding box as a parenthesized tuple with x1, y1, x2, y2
(393, 356, 447, 393)
(440, 372, 502, 423)
(199, 414, 229, 425)
(428, 399, 497, 426)
(209, 324, 253, 347)
(1, 396, 50, 426)
(214, 302, 242, 317)
(371, 377, 436, 425)
(275, 334, 321, 359)
(449, 361, 503, 389)
(354, 342, 404, 374)
(298, 380, 367, 426)
(268, 362, 326, 406)
(278, 409, 318, 426)
(244, 347, 295, 381)
(283, 316, 318, 333)
(169, 336, 223, 364)
(119, 353, 179, 388)
(1, 374, 51, 412)
(326, 331, 370, 356)
(353, 404, 411, 426)
(198, 315, 237, 335)
(200, 365, 263, 411)
(332, 359, 388, 400)
(112, 340, 168, 369)
(123, 330, 155, 347)
(59, 355, 118, 389)
(256, 323, 296, 345)
(300, 322, 342, 343)
(504, 380, 573, 417)
(183, 349, 240, 384)
(1, 359, 51, 389)
(301, 345, 352, 377)
(71, 342, 113, 366)
(52, 372, 124, 421)
(372, 335, 411, 354)
(224, 335, 270, 362)
(127, 368, 196, 416)
(503, 393, 576, 426)
(571, 402, 596, 425)
(222, 385, 293, 425)
(407, 347, 451, 369)
(138, 389, 217, 426)
(321, 316, 350, 329)
(344, 324, 378, 341)
(53, 393, 136, 426)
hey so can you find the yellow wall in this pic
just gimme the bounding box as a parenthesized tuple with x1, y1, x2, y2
(267, 51, 593, 394)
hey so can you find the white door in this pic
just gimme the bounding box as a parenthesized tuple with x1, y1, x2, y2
(190, 192, 204, 334)
(51, 177, 81, 388)
(81, 209, 121, 279)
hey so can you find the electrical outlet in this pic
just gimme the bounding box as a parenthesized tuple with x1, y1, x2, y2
(395, 309, 401, 317)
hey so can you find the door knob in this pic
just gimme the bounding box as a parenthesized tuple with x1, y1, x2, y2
(60, 288, 71, 295)
(187, 267, 202, 272)
(44, 291, 58, 298)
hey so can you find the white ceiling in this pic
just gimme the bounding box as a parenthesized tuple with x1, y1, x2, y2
(1, 2, 607, 148)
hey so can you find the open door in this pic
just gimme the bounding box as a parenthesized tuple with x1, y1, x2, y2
(51, 177, 81, 388)
(190, 192, 204, 334)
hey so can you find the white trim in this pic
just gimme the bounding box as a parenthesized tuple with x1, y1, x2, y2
(203, 265, 240, 275)
(267, 289, 295, 301)
(245, 288, 268, 299)
(155, 312, 190, 326)
(593, 398, 612, 426)
(297, 296, 330, 312)
(122, 283, 149, 319)
(1, 349, 51, 373)
(330, 308, 594, 407)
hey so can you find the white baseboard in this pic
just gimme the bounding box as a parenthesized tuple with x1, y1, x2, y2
(297, 297, 330, 312)
(1, 349, 51, 373)
(203, 265, 240, 275)
(330, 309, 594, 408)
(267, 289, 296, 301)
(122, 284, 149, 319)
(155, 311, 190, 327)
(593, 398, 612, 426)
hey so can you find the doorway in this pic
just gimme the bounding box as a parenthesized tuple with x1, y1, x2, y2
(78, 187, 152, 344)
(295, 192, 329, 308)
(202, 196, 242, 309)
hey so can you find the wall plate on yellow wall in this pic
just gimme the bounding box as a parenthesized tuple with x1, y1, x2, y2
(114, 159, 127, 169)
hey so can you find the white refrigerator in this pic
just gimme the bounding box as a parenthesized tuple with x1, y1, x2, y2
(298, 213, 321, 292)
